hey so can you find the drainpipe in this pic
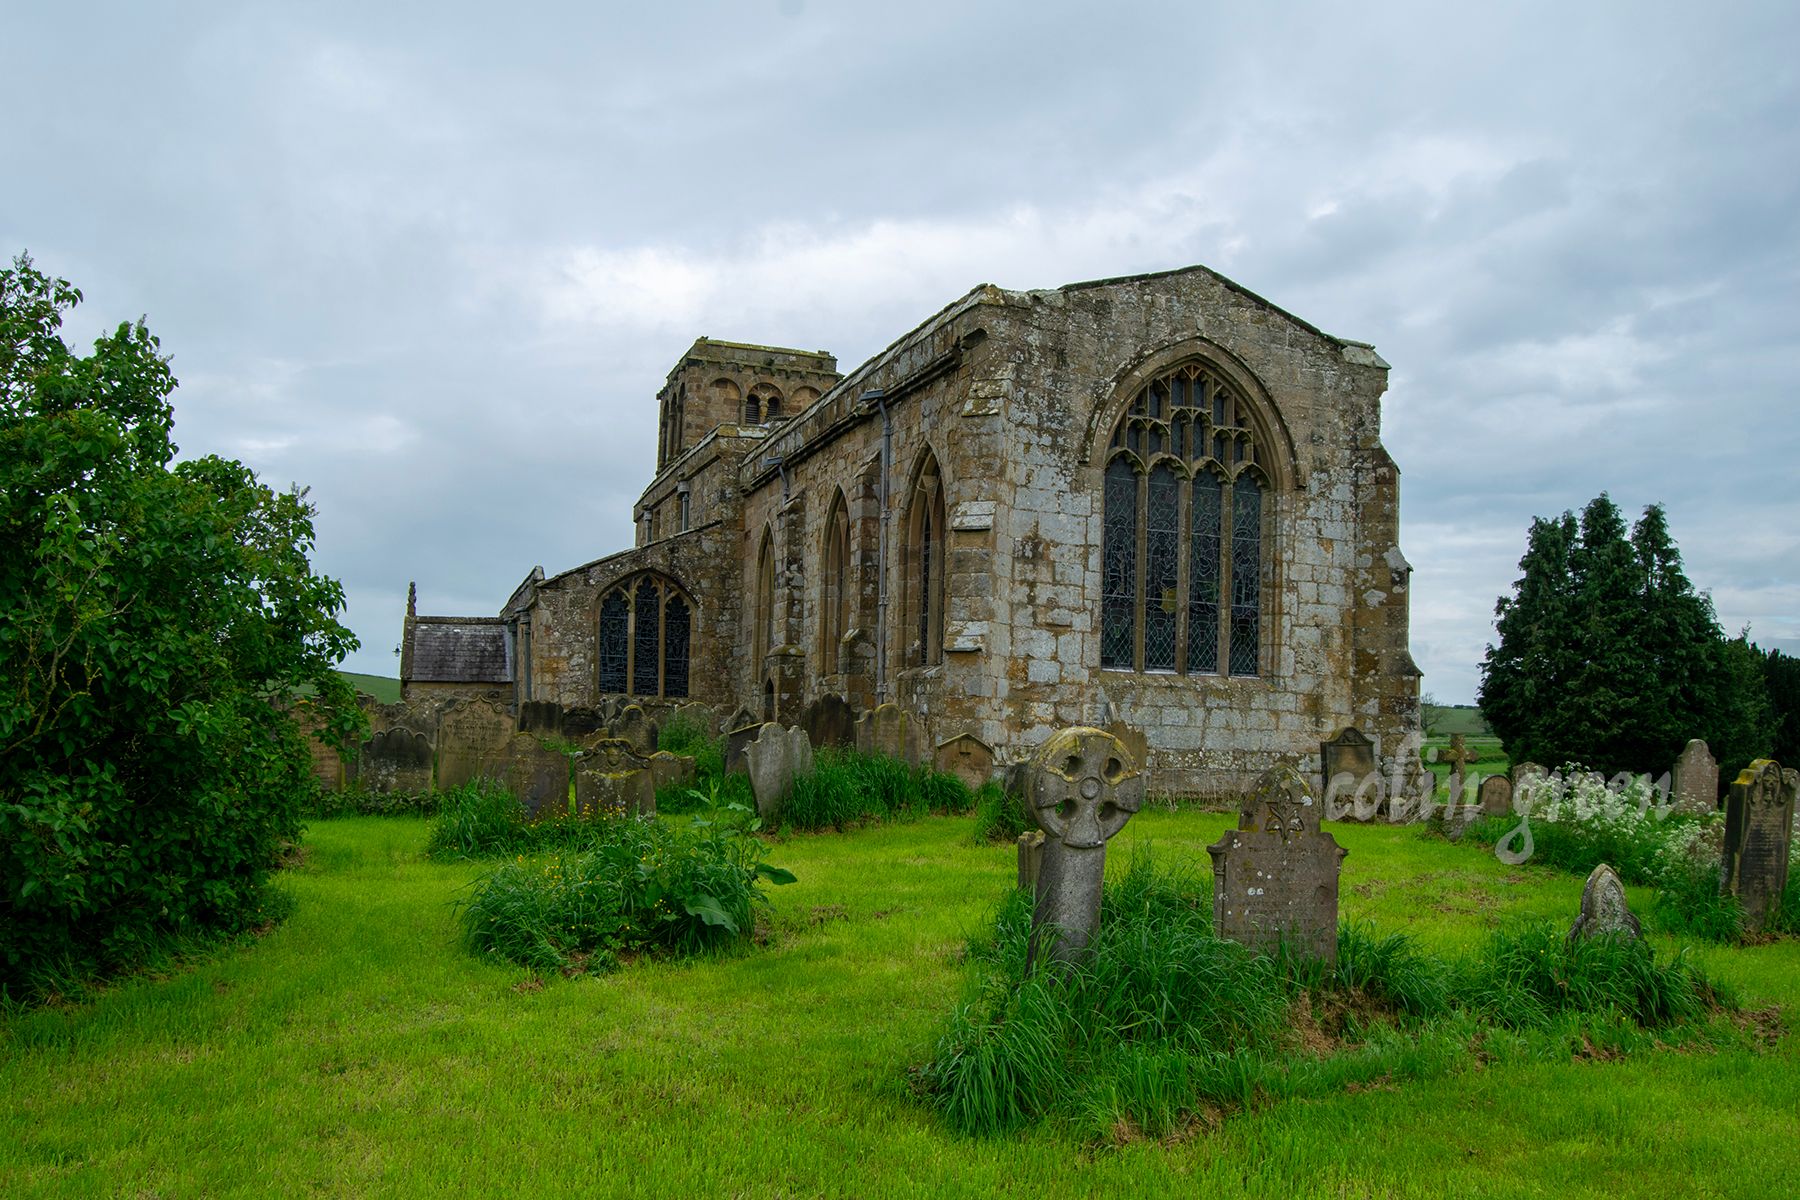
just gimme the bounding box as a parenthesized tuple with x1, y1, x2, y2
(863, 388, 891, 703)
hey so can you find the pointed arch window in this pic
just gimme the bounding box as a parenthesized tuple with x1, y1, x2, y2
(596, 573, 694, 698)
(1100, 363, 1270, 677)
(754, 528, 775, 666)
(904, 453, 947, 669)
(820, 493, 850, 672)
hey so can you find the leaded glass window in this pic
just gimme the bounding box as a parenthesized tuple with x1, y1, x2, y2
(1100, 361, 1268, 677)
(596, 573, 694, 698)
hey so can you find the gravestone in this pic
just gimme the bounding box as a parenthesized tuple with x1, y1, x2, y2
(1479, 774, 1515, 818)
(1320, 727, 1377, 797)
(488, 735, 573, 822)
(1207, 763, 1349, 965)
(1101, 721, 1151, 777)
(516, 700, 563, 735)
(559, 706, 606, 739)
(1441, 734, 1479, 813)
(359, 727, 432, 794)
(725, 706, 758, 734)
(575, 739, 655, 818)
(1512, 763, 1549, 814)
(857, 702, 921, 765)
(745, 724, 815, 821)
(934, 733, 997, 792)
(1025, 726, 1144, 970)
(1017, 830, 1045, 890)
(1567, 863, 1641, 941)
(647, 750, 696, 795)
(1722, 759, 1796, 932)
(1672, 739, 1720, 816)
(611, 704, 658, 755)
(673, 701, 721, 737)
(724, 721, 764, 774)
(434, 700, 515, 789)
(801, 694, 857, 749)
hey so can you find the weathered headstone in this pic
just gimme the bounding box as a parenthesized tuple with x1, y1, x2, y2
(725, 706, 758, 734)
(857, 702, 921, 765)
(575, 739, 655, 818)
(1207, 763, 1349, 964)
(745, 723, 815, 821)
(488, 735, 574, 821)
(1017, 829, 1045, 890)
(1478, 774, 1515, 818)
(559, 706, 606, 739)
(1025, 727, 1144, 970)
(1320, 727, 1377, 798)
(724, 721, 763, 774)
(646, 750, 696, 794)
(611, 704, 658, 755)
(1672, 739, 1720, 816)
(673, 701, 721, 737)
(358, 727, 432, 794)
(801, 694, 857, 749)
(1567, 863, 1641, 941)
(1722, 759, 1796, 932)
(934, 733, 997, 792)
(516, 700, 563, 735)
(1101, 721, 1151, 777)
(434, 700, 515, 789)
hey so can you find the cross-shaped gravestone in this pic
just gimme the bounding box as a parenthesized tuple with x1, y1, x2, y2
(1025, 726, 1144, 970)
(1441, 733, 1479, 811)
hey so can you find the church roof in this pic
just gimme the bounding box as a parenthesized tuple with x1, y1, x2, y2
(406, 617, 512, 683)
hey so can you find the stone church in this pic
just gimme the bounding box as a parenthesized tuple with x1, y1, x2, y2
(402, 264, 1421, 795)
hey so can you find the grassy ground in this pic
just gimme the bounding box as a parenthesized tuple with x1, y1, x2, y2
(4, 811, 1797, 1198)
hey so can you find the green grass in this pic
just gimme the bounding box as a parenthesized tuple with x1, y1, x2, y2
(3, 811, 1798, 1197)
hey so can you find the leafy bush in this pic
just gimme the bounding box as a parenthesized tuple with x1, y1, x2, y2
(919, 852, 1728, 1139)
(458, 815, 794, 975)
(306, 786, 439, 820)
(0, 255, 362, 1003)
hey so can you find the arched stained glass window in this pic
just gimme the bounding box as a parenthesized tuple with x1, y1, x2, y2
(904, 453, 946, 669)
(596, 573, 695, 698)
(1100, 362, 1269, 677)
(820, 493, 850, 671)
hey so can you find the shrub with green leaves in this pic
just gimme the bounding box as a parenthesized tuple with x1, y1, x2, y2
(919, 853, 1728, 1139)
(1, 254, 362, 1002)
(458, 815, 795, 974)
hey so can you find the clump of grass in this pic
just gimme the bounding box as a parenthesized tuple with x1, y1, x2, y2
(1769, 878, 1800, 936)
(458, 815, 794, 976)
(1652, 854, 1744, 942)
(971, 780, 1029, 843)
(425, 779, 528, 859)
(919, 851, 1732, 1140)
(781, 749, 974, 832)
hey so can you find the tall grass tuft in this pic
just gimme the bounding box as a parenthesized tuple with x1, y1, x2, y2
(971, 780, 1029, 843)
(426, 779, 529, 859)
(781, 749, 975, 831)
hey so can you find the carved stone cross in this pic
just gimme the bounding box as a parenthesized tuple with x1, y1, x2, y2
(1025, 726, 1144, 970)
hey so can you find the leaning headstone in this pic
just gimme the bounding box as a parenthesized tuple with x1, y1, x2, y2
(1567, 864, 1641, 941)
(1672, 739, 1720, 816)
(857, 702, 920, 765)
(1320, 727, 1377, 799)
(745, 724, 815, 821)
(1025, 726, 1144, 970)
(358, 727, 432, 794)
(434, 699, 515, 789)
(1017, 830, 1045, 890)
(488, 735, 574, 822)
(1479, 774, 1515, 818)
(1722, 759, 1796, 932)
(934, 733, 997, 792)
(611, 704, 658, 756)
(1207, 763, 1349, 965)
(724, 721, 763, 774)
(646, 750, 696, 794)
(800, 694, 857, 749)
(575, 739, 655, 818)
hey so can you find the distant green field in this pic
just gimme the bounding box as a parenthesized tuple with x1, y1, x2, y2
(1430, 704, 1492, 736)
(293, 671, 401, 705)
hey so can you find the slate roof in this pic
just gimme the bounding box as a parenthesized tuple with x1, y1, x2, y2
(407, 618, 512, 684)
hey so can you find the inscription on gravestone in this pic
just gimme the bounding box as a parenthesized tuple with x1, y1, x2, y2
(489, 735, 574, 822)
(1479, 774, 1514, 818)
(1722, 759, 1795, 932)
(1320, 727, 1376, 795)
(1025, 727, 1144, 970)
(1208, 763, 1348, 965)
(434, 700, 514, 789)
(359, 727, 432, 794)
(857, 703, 921, 765)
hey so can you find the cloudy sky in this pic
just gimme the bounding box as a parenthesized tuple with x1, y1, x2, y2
(7, 1, 1797, 703)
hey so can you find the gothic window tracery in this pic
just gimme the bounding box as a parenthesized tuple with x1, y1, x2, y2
(820, 492, 850, 672)
(903, 452, 946, 669)
(1100, 362, 1270, 677)
(595, 573, 693, 698)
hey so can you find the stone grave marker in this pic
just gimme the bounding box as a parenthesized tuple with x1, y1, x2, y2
(673, 702, 721, 737)
(1320, 727, 1377, 799)
(1672, 739, 1719, 816)
(1479, 774, 1515, 818)
(575, 739, 656, 818)
(857, 702, 921, 765)
(358, 727, 432, 794)
(1017, 829, 1045, 890)
(1025, 726, 1144, 970)
(1207, 763, 1349, 965)
(1722, 759, 1796, 932)
(745, 724, 815, 821)
(488, 734, 574, 822)
(724, 721, 764, 774)
(611, 704, 658, 755)
(516, 700, 562, 735)
(434, 700, 515, 789)
(1101, 721, 1151, 777)
(801, 694, 857, 749)
(1512, 763, 1548, 814)
(560, 706, 606, 739)
(934, 733, 997, 792)
(1567, 863, 1641, 941)
(647, 750, 696, 795)
(725, 706, 758, 734)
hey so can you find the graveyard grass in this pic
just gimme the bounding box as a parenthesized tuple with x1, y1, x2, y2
(5, 813, 1799, 1198)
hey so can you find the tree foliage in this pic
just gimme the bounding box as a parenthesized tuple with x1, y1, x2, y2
(0, 254, 362, 999)
(1478, 494, 1773, 777)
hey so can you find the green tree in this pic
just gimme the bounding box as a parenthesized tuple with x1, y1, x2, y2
(1478, 494, 1771, 775)
(1765, 648, 1800, 767)
(0, 254, 362, 999)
